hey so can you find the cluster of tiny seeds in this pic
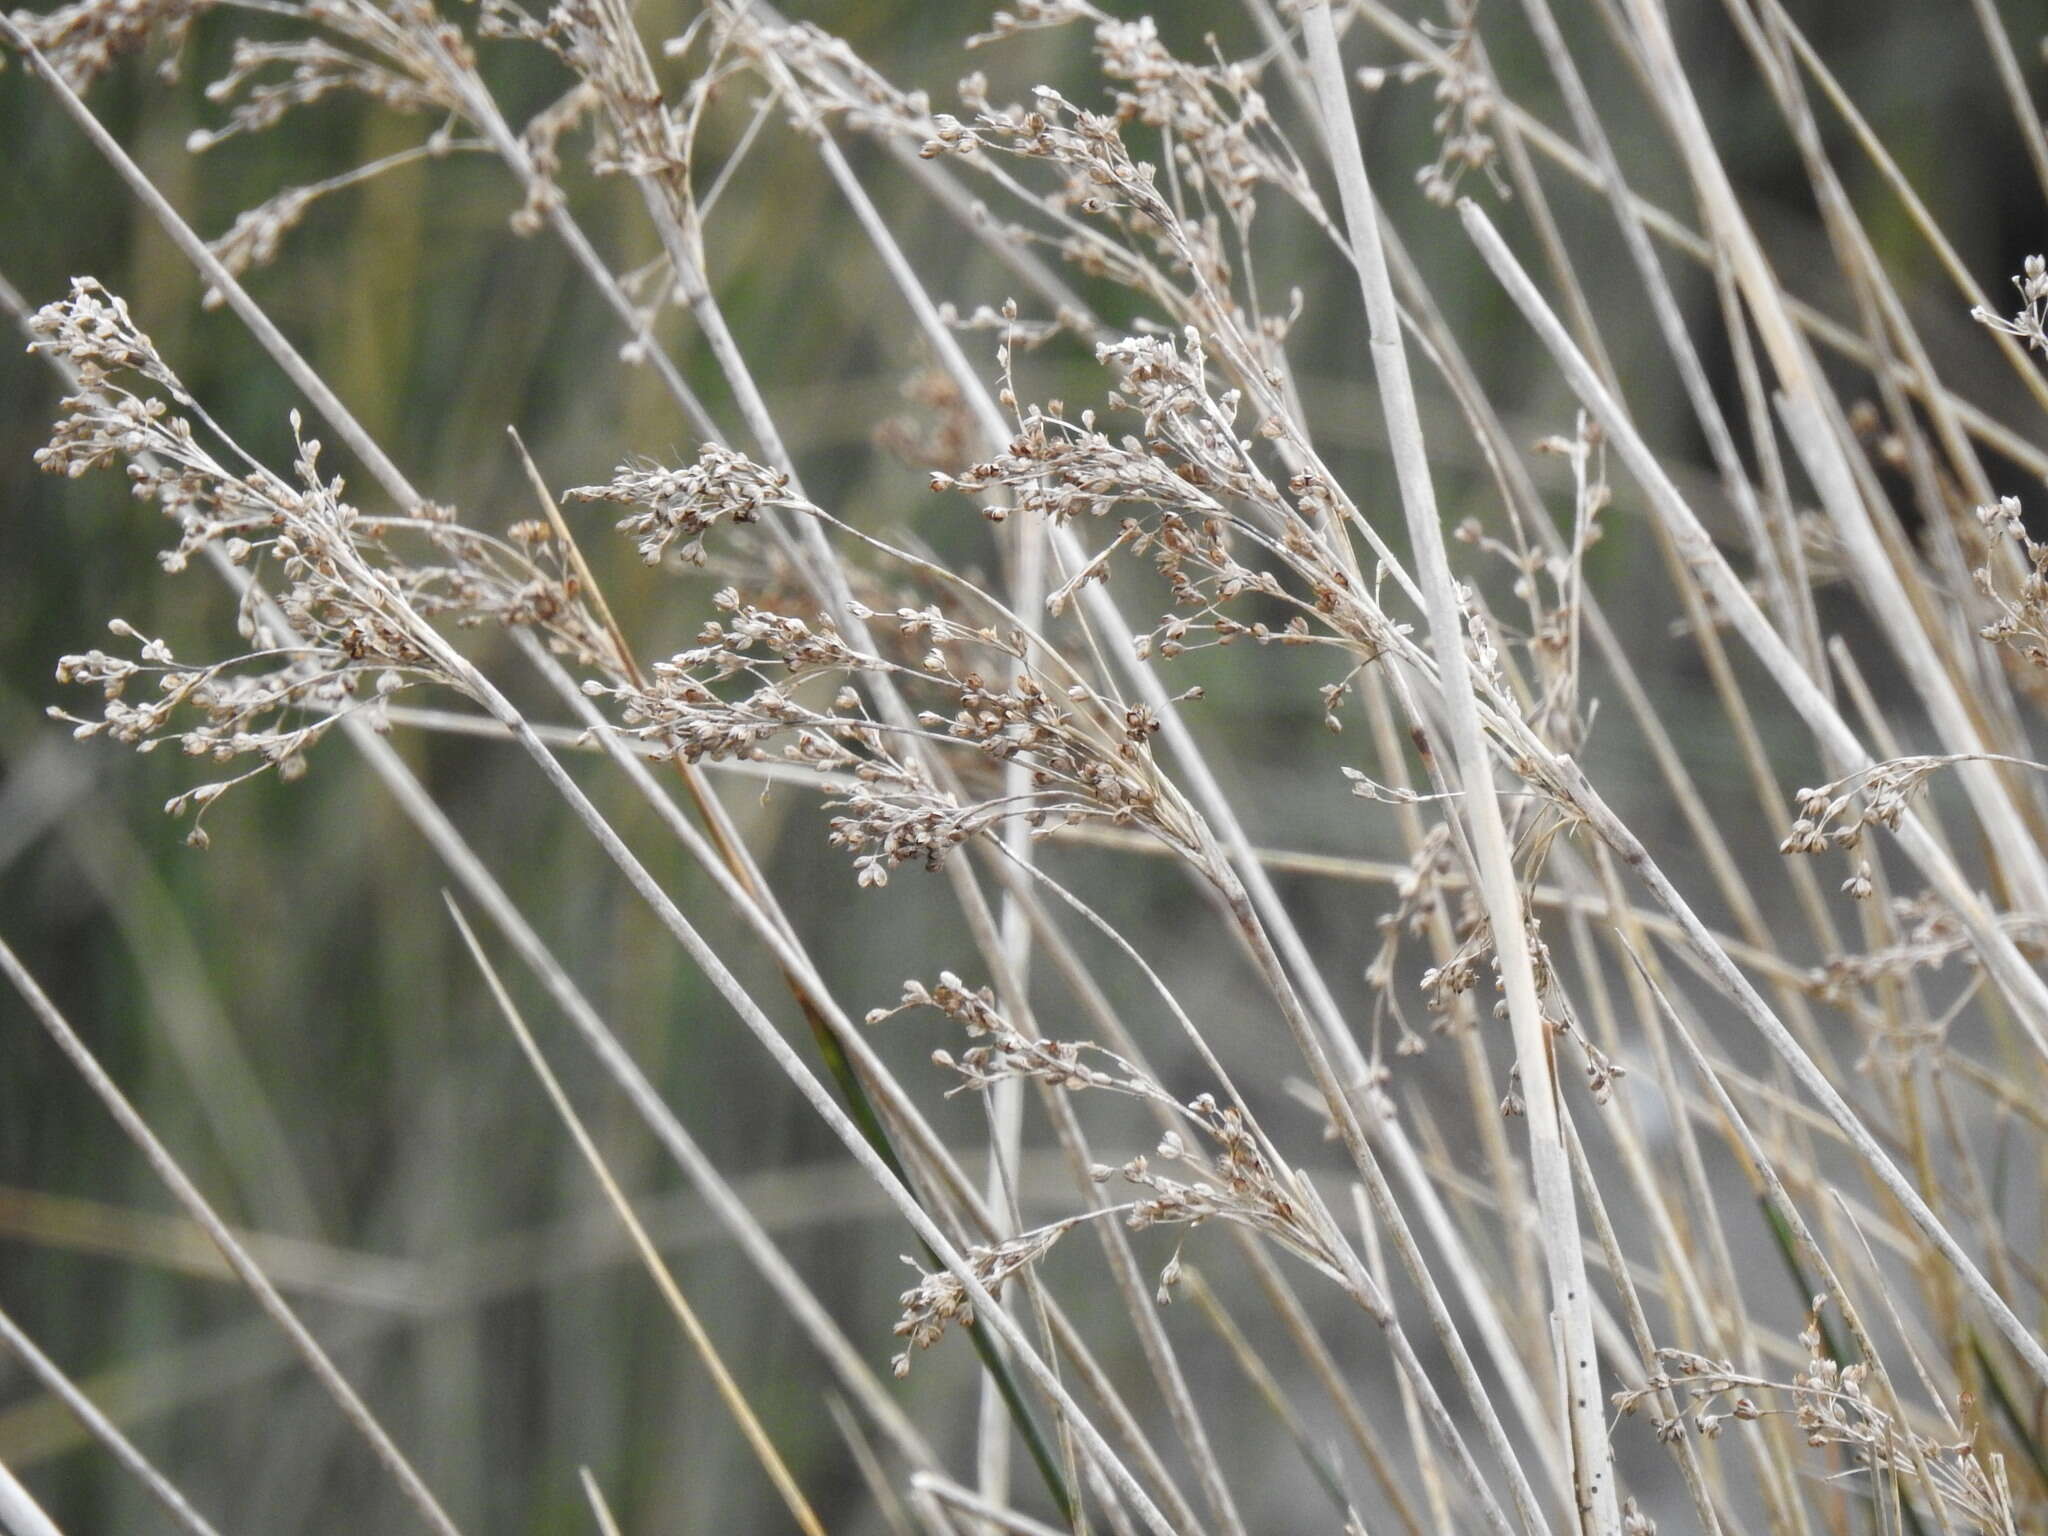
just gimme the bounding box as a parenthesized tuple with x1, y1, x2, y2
(807, 13, 1325, 394)
(31, 279, 598, 843)
(1363, 825, 1459, 1057)
(829, 773, 992, 890)
(1808, 895, 1987, 1007)
(5, 0, 211, 88)
(1097, 1093, 1334, 1287)
(963, 0, 1097, 49)
(1356, 8, 1504, 207)
(562, 466, 1198, 884)
(1614, 1308, 2013, 1529)
(579, 587, 876, 765)
(891, 1223, 1076, 1378)
(938, 328, 1390, 676)
(27, 0, 568, 286)
(569, 445, 801, 566)
(1973, 495, 2048, 680)
(187, 6, 470, 157)
(478, 0, 687, 195)
(1970, 255, 2048, 355)
(1612, 1349, 1766, 1445)
(876, 974, 1343, 1325)
(1088, 15, 1318, 229)
(730, 18, 940, 144)
(870, 972, 1155, 1097)
(920, 82, 1242, 300)
(1782, 756, 1975, 856)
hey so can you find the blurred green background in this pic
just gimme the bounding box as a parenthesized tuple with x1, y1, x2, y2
(3, 0, 2045, 1530)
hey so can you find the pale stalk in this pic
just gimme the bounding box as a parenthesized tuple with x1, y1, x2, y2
(13, 33, 1156, 1508)
(0, 1306, 224, 1536)
(1549, 755, 2048, 1389)
(445, 899, 827, 1536)
(1558, 1127, 1728, 1535)
(1638, 954, 1973, 1532)
(1355, 1188, 1451, 1533)
(0, 939, 464, 1536)
(1963, 0, 2048, 206)
(0, 1467, 61, 1536)
(1344, 0, 2048, 483)
(1613, 0, 2048, 954)
(1303, 7, 1616, 1528)
(766, 57, 1548, 1526)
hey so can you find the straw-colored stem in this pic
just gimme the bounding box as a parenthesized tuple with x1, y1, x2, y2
(0, 1305, 224, 1536)
(0, 938, 464, 1536)
(1303, 8, 1613, 1527)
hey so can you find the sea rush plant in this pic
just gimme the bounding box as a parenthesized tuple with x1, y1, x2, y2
(4, 0, 2048, 1531)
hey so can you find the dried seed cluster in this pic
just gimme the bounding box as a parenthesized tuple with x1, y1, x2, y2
(1614, 1303, 2017, 1531)
(877, 970, 1365, 1351)
(570, 451, 1203, 884)
(32, 278, 600, 842)
(1973, 494, 2048, 676)
(1971, 254, 2048, 355)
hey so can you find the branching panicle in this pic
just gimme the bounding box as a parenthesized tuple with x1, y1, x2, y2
(568, 445, 802, 566)
(33, 278, 602, 840)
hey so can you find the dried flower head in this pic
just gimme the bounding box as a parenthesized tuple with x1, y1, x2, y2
(569, 445, 803, 566)
(1615, 1309, 2017, 1530)
(4, 0, 209, 88)
(32, 278, 601, 841)
(1971, 255, 2048, 355)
